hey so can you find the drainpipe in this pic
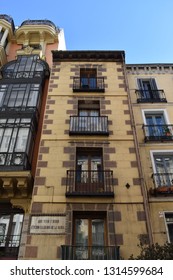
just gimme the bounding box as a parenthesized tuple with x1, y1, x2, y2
(121, 55, 153, 245)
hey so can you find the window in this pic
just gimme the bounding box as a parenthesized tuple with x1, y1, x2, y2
(0, 84, 40, 109)
(145, 112, 166, 137)
(1, 55, 49, 79)
(76, 148, 103, 192)
(142, 110, 172, 141)
(151, 151, 173, 192)
(137, 78, 158, 99)
(0, 203, 24, 255)
(78, 100, 100, 131)
(80, 69, 97, 89)
(164, 213, 173, 243)
(73, 68, 105, 92)
(154, 154, 173, 186)
(0, 203, 24, 259)
(136, 78, 166, 103)
(73, 212, 107, 259)
(0, 118, 35, 168)
(0, 214, 23, 247)
(69, 100, 108, 135)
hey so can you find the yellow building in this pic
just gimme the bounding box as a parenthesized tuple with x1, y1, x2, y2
(0, 15, 63, 259)
(20, 50, 150, 260)
(126, 63, 173, 246)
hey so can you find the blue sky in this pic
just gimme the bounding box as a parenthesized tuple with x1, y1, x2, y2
(1, 0, 173, 63)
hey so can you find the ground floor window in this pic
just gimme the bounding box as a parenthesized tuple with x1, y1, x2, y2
(73, 212, 107, 259)
(164, 212, 173, 242)
(0, 204, 24, 259)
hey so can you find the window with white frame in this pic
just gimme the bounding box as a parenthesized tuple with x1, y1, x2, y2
(151, 151, 173, 189)
(164, 212, 173, 242)
(142, 110, 172, 139)
(137, 78, 158, 99)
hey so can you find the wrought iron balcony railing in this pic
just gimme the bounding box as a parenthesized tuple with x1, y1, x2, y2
(73, 77, 105, 92)
(61, 245, 120, 260)
(0, 152, 31, 170)
(66, 170, 114, 197)
(69, 116, 109, 135)
(135, 89, 167, 103)
(152, 173, 173, 195)
(0, 234, 21, 259)
(2, 70, 44, 79)
(143, 124, 173, 142)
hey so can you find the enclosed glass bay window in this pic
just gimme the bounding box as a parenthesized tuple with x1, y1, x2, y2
(0, 118, 35, 169)
(0, 84, 41, 110)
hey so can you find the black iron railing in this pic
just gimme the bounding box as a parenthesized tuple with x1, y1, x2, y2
(135, 89, 167, 103)
(2, 70, 44, 79)
(61, 245, 120, 260)
(69, 116, 109, 135)
(152, 173, 173, 194)
(143, 124, 173, 142)
(73, 77, 105, 92)
(0, 235, 21, 259)
(0, 152, 30, 170)
(66, 170, 114, 197)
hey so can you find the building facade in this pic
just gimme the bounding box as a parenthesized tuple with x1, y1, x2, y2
(0, 15, 64, 259)
(19, 50, 150, 260)
(126, 64, 173, 246)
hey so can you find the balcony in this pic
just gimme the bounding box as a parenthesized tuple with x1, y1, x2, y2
(0, 235, 20, 259)
(69, 116, 109, 135)
(135, 89, 167, 103)
(66, 170, 114, 197)
(143, 124, 173, 142)
(73, 77, 105, 92)
(151, 173, 173, 195)
(61, 245, 120, 260)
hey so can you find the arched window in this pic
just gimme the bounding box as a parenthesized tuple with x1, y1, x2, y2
(1, 55, 49, 79)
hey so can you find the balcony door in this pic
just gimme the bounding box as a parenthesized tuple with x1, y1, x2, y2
(154, 155, 173, 187)
(76, 148, 103, 192)
(78, 109, 99, 132)
(145, 113, 165, 137)
(138, 78, 158, 99)
(73, 214, 106, 259)
(80, 68, 97, 89)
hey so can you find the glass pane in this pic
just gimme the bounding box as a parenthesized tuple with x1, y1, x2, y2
(77, 156, 88, 183)
(92, 219, 104, 259)
(75, 219, 88, 259)
(167, 224, 173, 243)
(79, 110, 88, 117)
(89, 78, 96, 89)
(0, 85, 7, 106)
(28, 90, 38, 106)
(165, 157, 173, 173)
(81, 78, 89, 88)
(0, 215, 10, 246)
(15, 128, 29, 152)
(91, 156, 102, 183)
(0, 128, 12, 152)
(92, 219, 104, 246)
(155, 156, 173, 173)
(11, 214, 23, 247)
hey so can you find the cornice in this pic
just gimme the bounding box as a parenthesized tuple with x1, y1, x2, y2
(52, 50, 125, 62)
